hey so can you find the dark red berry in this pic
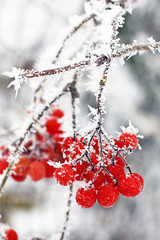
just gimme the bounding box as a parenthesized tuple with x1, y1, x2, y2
(117, 173, 144, 197)
(11, 173, 27, 182)
(55, 164, 76, 186)
(97, 184, 119, 208)
(76, 186, 97, 208)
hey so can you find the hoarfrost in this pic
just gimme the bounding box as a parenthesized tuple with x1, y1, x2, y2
(3, 67, 28, 98)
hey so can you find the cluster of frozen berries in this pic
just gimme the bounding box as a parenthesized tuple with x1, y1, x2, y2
(0, 107, 64, 182)
(54, 126, 144, 208)
(0, 227, 18, 240)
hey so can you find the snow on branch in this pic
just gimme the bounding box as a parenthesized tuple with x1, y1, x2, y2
(4, 55, 111, 97)
(113, 40, 160, 59)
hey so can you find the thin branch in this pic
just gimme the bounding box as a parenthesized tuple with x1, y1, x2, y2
(97, 63, 111, 126)
(59, 184, 73, 240)
(69, 73, 79, 139)
(113, 41, 160, 58)
(54, 14, 96, 62)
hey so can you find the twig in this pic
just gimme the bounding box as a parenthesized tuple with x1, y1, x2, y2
(54, 14, 96, 62)
(59, 184, 73, 240)
(113, 41, 160, 58)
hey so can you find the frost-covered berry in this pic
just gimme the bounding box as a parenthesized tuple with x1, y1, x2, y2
(74, 161, 89, 181)
(116, 133, 138, 150)
(76, 186, 97, 208)
(97, 184, 119, 208)
(5, 229, 18, 240)
(117, 173, 144, 197)
(55, 164, 76, 186)
(28, 161, 46, 181)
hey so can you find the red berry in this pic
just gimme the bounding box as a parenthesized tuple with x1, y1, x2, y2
(0, 159, 9, 174)
(76, 186, 97, 208)
(11, 173, 27, 182)
(28, 161, 46, 181)
(117, 173, 144, 197)
(52, 108, 64, 118)
(97, 184, 119, 208)
(55, 164, 76, 186)
(45, 118, 61, 135)
(5, 229, 18, 240)
(105, 164, 125, 185)
(13, 157, 30, 177)
(116, 133, 138, 150)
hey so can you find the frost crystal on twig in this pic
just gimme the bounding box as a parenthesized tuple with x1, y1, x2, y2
(3, 67, 28, 97)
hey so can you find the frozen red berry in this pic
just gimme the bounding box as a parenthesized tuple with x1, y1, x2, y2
(116, 133, 138, 150)
(28, 161, 46, 181)
(74, 161, 89, 181)
(97, 184, 119, 208)
(117, 173, 144, 197)
(55, 164, 76, 186)
(76, 185, 97, 208)
(5, 229, 18, 240)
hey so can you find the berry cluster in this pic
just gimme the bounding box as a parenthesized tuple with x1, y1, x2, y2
(54, 125, 144, 208)
(0, 107, 64, 182)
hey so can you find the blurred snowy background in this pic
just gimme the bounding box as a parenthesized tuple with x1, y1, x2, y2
(0, 0, 160, 239)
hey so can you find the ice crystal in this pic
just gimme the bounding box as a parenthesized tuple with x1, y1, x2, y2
(3, 67, 28, 98)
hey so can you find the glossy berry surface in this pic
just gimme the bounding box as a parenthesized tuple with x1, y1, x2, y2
(28, 161, 46, 181)
(5, 229, 18, 240)
(117, 173, 144, 197)
(55, 164, 76, 186)
(97, 184, 119, 208)
(76, 186, 97, 208)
